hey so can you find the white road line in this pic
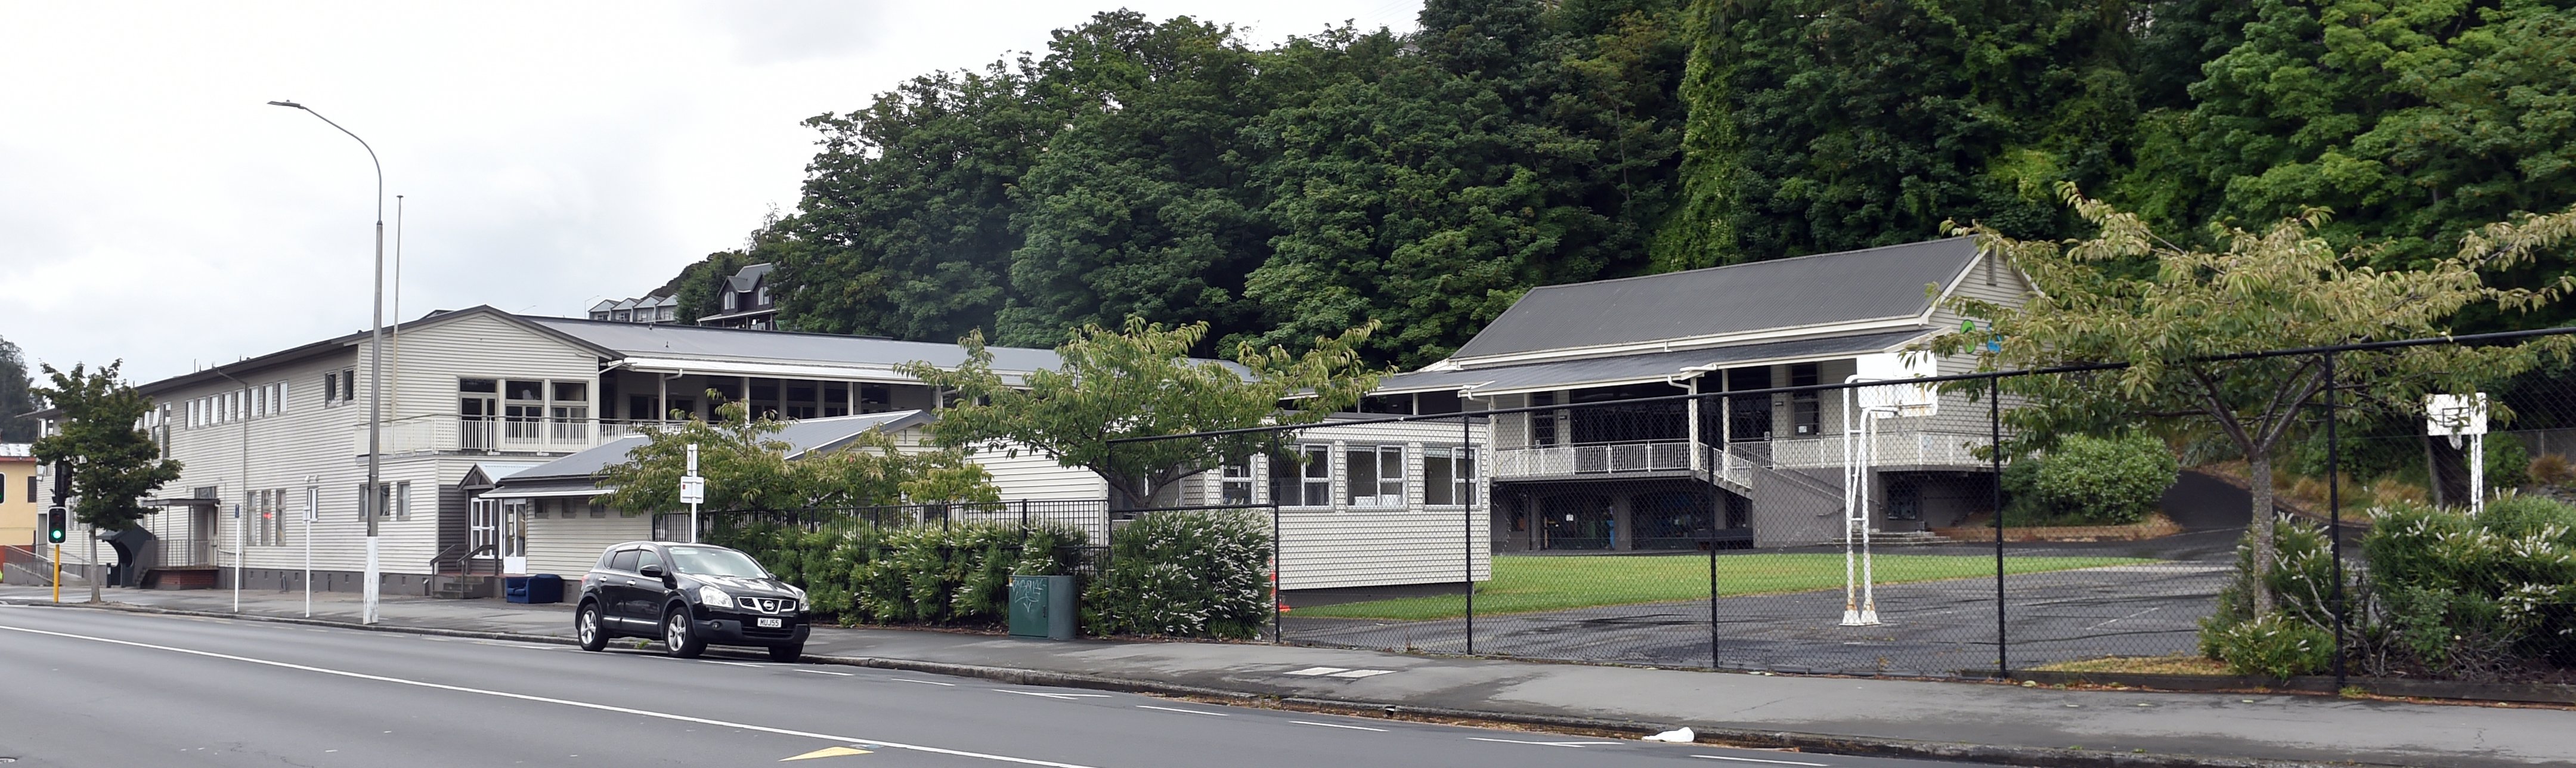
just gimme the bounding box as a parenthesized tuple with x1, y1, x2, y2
(1692, 754, 1829, 766)
(796, 669, 854, 677)
(992, 689, 1111, 701)
(1466, 737, 1620, 748)
(1282, 667, 1349, 676)
(1290, 721, 1387, 732)
(1134, 705, 1225, 717)
(893, 679, 956, 686)
(0, 623, 1100, 768)
(1324, 669, 1395, 679)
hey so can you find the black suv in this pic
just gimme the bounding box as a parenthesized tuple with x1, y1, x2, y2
(574, 541, 809, 661)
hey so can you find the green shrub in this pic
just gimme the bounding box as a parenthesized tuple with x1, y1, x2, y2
(2360, 498, 2576, 675)
(2205, 612, 2334, 679)
(706, 515, 1086, 627)
(2475, 492, 2576, 542)
(1085, 510, 1274, 639)
(2485, 433, 2532, 493)
(2003, 433, 2178, 525)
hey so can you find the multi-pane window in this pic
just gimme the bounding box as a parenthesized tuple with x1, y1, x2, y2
(1423, 447, 1476, 506)
(1269, 445, 1332, 507)
(1530, 392, 1559, 447)
(1345, 445, 1404, 507)
(1219, 457, 1255, 504)
(395, 481, 412, 522)
(1790, 363, 1821, 436)
(324, 372, 340, 404)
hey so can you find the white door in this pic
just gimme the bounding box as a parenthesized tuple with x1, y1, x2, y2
(501, 500, 530, 574)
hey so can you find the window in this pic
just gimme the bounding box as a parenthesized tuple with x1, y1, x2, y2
(636, 548, 662, 575)
(342, 368, 357, 402)
(724, 291, 738, 311)
(1425, 447, 1476, 506)
(756, 286, 770, 305)
(30, 475, 39, 504)
(608, 548, 641, 573)
(589, 499, 607, 518)
(1790, 363, 1821, 436)
(1726, 367, 1774, 441)
(1269, 445, 1332, 507)
(324, 373, 339, 404)
(395, 481, 412, 522)
(1346, 445, 1403, 507)
(1219, 457, 1254, 504)
(1531, 392, 1559, 447)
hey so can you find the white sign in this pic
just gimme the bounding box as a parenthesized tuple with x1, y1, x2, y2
(686, 443, 699, 473)
(679, 475, 705, 504)
(2425, 393, 2488, 438)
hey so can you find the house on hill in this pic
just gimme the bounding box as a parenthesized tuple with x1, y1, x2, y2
(1373, 236, 2032, 550)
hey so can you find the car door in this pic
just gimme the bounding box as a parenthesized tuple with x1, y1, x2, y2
(630, 546, 671, 621)
(603, 547, 643, 626)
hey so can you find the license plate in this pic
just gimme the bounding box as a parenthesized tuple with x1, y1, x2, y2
(756, 618, 782, 628)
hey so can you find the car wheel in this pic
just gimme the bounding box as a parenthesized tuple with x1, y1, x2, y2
(662, 606, 705, 658)
(575, 602, 608, 652)
(767, 643, 802, 663)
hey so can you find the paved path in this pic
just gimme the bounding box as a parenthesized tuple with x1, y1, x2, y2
(4, 585, 2568, 767)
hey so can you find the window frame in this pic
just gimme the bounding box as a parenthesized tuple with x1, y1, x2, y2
(1345, 444, 1404, 508)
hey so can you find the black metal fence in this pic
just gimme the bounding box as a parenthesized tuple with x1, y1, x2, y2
(1106, 326, 2576, 686)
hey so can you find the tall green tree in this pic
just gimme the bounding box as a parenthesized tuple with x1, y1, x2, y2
(902, 318, 1382, 510)
(2186, 0, 2576, 324)
(29, 362, 182, 531)
(1933, 186, 2576, 614)
(1661, 0, 2147, 264)
(0, 335, 38, 442)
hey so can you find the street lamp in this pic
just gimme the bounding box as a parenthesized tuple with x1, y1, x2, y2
(270, 99, 387, 625)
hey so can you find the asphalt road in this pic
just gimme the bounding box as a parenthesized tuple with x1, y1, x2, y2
(0, 604, 1997, 768)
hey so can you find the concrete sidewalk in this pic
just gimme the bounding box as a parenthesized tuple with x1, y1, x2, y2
(4, 585, 2566, 767)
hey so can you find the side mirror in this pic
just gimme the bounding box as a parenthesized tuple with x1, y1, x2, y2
(637, 564, 665, 580)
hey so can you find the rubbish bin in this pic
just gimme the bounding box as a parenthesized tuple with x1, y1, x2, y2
(505, 574, 564, 604)
(1007, 574, 1076, 640)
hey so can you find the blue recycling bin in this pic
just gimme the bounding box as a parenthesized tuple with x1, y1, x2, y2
(506, 574, 564, 604)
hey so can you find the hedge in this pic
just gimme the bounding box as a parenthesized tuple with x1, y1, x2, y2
(704, 516, 1087, 627)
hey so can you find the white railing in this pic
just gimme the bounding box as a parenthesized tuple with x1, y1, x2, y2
(1493, 441, 1697, 478)
(354, 416, 679, 456)
(1767, 430, 1990, 469)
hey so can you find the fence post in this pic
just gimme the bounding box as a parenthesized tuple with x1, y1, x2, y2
(1272, 501, 1283, 645)
(1992, 374, 2008, 680)
(1463, 413, 1476, 656)
(1707, 435, 1720, 670)
(2326, 351, 2346, 689)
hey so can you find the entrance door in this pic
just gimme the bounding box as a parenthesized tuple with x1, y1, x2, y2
(467, 498, 499, 559)
(500, 500, 530, 574)
(192, 506, 218, 565)
(1540, 495, 1613, 550)
(460, 380, 499, 450)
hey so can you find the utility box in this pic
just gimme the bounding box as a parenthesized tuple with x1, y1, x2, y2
(1007, 574, 1076, 640)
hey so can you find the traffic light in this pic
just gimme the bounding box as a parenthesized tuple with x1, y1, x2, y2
(44, 506, 66, 544)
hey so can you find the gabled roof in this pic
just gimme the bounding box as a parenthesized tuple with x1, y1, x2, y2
(726, 262, 775, 293)
(126, 305, 612, 400)
(1450, 237, 1981, 361)
(1376, 330, 1933, 397)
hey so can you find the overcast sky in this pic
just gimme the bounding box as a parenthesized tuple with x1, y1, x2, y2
(0, 1, 1421, 385)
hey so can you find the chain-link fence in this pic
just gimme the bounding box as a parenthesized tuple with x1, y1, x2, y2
(1101, 327, 2576, 688)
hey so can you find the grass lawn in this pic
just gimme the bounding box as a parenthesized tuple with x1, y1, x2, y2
(1291, 553, 2152, 620)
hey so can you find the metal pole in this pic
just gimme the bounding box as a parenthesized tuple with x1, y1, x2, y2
(1272, 501, 1282, 645)
(1463, 412, 1475, 655)
(1992, 374, 2007, 679)
(270, 100, 386, 625)
(1707, 435, 1720, 670)
(211, 368, 250, 614)
(305, 482, 314, 618)
(2326, 353, 2346, 688)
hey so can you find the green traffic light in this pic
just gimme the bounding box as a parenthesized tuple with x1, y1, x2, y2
(45, 507, 66, 544)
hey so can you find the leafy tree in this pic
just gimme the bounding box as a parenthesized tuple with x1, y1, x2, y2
(0, 335, 37, 442)
(2186, 0, 2576, 320)
(29, 362, 182, 531)
(598, 398, 995, 513)
(902, 318, 1381, 510)
(1933, 186, 2576, 613)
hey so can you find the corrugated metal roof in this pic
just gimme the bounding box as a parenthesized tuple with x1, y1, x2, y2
(1376, 330, 1932, 395)
(493, 410, 932, 488)
(1451, 237, 1979, 360)
(524, 317, 1066, 373)
(0, 443, 33, 459)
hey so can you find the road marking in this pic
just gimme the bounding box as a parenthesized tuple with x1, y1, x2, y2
(1466, 737, 1620, 748)
(1290, 721, 1387, 732)
(992, 689, 1111, 701)
(1692, 754, 1829, 766)
(1134, 705, 1225, 716)
(892, 679, 955, 686)
(796, 669, 854, 677)
(0, 623, 1099, 768)
(1324, 669, 1395, 679)
(782, 745, 873, 761)
(1283, 667, 1349, 676)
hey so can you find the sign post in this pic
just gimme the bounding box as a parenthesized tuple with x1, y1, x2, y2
(231, 503, 243, 613)
(680, 444, 704, 543)
(2426, 394, 2490, 514)
(304, 479, 318, 617)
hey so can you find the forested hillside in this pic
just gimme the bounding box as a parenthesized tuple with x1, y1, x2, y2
(658, 0, 2576, 368)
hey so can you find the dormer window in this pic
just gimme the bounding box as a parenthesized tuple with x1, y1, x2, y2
(756, 286, 770, 306)
(724, 291, 738, 311)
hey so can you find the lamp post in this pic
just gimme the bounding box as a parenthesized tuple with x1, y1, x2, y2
(269, 99, 386, 625)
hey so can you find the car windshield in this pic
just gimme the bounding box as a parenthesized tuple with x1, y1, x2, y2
(664, 546, 767, 578)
